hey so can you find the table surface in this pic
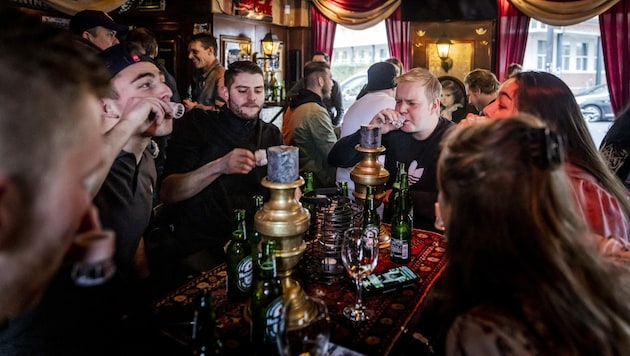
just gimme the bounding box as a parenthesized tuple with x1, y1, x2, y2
(152, 225, 447, 355)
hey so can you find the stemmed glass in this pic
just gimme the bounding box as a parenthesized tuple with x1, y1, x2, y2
(341, 226, 379, 321)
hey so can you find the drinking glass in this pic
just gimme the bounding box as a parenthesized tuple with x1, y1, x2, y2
(277, 295, 330, 356)
(69, 230, 116, 287)
(341, 227, 379, 321)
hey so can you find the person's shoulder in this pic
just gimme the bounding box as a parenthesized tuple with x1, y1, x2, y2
(446, 305, 539, 355)
(259, 119, 281, 133)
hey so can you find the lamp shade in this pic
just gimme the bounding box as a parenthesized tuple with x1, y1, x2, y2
(436, 36, 452, 59)
(261, 32, 280, 56)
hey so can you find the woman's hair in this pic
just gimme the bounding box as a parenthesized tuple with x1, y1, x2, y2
(440, 79, 465, 106)
(438, 116, 630, 354)
(385, 57, 404, 75)
(512, 71, 630, 226)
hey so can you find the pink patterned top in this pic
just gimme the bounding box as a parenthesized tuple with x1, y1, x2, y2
(566, 163, 630, 241)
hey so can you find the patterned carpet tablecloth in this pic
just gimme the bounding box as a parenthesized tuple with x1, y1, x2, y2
(153, 226, 447, 355)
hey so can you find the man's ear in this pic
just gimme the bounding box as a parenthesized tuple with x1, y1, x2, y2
(81, 31, 91, 41)
(317, 75, 324, 88)
(221, 85, 229, 101)
(100, 98, 120, 120)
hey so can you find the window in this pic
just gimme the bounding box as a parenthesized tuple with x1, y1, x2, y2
(575, 43, 588, 71)
(332, 21, 390, 112)
(536, 40, 547, 70)
(529, 19, 548, 31)
(562, 44, 570, 70)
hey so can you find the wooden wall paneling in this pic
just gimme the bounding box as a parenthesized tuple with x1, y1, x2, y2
(410, 20, 495, 83)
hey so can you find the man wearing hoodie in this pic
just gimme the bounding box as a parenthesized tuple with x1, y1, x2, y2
(282, 61, 337, 188)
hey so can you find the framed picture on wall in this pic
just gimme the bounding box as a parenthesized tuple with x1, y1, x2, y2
(220, 35, 252, 67)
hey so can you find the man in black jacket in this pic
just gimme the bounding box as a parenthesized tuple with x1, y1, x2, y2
(328, 68, 454, 231)
(159, 61, 283, 268)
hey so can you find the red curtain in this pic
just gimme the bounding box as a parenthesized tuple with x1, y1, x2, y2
(600, 0, 630, 115)
(311, 6, 337, 60)
(385, 6, 410, 71)
(495, 0, 530, 81)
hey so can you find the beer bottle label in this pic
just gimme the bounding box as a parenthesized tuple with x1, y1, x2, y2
(390, 238, 409, 259)
(264, 296, 284, 342)
(236, 255, 253, 292)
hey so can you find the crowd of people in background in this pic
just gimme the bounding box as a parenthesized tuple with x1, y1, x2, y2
(3, 3, 630, 355)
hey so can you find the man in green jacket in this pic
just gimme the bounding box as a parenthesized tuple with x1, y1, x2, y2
(282, 61, 338, 188)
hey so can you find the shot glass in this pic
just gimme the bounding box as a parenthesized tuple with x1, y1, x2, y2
(70, 230, 116, 287)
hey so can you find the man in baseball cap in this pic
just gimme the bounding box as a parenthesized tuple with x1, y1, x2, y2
(70, 10, 128, 50)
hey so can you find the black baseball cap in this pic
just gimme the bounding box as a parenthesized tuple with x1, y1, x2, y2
(99, 43, 155, 78)
(70, 10, 128, 35)
(365, 62, 397, 92)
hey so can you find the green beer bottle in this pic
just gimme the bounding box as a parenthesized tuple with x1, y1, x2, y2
(303, 171, 314, 194)
(390, 172, 412, 264)
(362, 185, 380, 240)
(339, 180, 349, 197)
(191, 289, 224, 355)
(250, 195, 264, 256)
(226, 209, 252, 301)
(384, 161, 406, 222)
(250, 240, 283, 350)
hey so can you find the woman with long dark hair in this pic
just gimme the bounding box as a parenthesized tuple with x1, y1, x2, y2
(439, 116, 630, 354)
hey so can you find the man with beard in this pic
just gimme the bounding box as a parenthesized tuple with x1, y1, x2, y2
(282, 61, 338, 188)
(159, 61, 283, 271)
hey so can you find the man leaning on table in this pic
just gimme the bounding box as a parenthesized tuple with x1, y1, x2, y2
(328, 67, 455, 232)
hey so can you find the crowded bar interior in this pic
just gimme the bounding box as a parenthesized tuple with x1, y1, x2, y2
(3, 0, 630, 355)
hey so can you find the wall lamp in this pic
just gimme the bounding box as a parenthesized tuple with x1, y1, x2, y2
(436, 35, 453, 72)
(261, 31, 280, 58)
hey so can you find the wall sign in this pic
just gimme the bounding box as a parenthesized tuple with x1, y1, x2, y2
(234, 0, 272, 22)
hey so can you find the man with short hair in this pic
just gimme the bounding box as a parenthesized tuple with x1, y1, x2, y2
(69, 9, 128, 50)
(284, 61, 338, 188)
(288, 51, 344, 126)
(329, 68, 455, 231)
(160, 61, 283, 267)
(183, 32, 226, 111)
(463, 68, 500, 115)
(337, 61, 397, 197)
(0, 7, 110, 326)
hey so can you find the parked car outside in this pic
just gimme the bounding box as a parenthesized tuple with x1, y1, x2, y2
(575, 84, 614, 122)
(339, 72, 367, 112)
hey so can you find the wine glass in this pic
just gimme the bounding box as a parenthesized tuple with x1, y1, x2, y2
(341, 226, 379, 321)
(276, 295, 330, 356)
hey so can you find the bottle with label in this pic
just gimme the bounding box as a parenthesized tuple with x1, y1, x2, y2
(384, 161, 406, 222)
(362, 185, 380, 240)
(226, 209, 253, 301)
(390, 172, 412, 264)
(191, 289, 224, 355)
(250, 240, 284, 350)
